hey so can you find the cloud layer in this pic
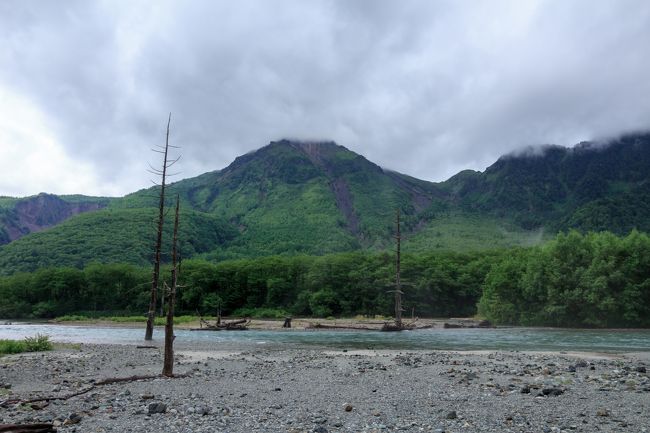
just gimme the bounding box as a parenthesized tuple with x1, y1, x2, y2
(1, 0, 650, 196)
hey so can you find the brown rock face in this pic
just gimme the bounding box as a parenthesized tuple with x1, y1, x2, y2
(1, 193, 106, 244)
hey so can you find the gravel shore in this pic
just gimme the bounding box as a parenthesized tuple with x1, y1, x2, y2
(0, 341, 648, 432)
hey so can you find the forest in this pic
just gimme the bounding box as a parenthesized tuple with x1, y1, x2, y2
(0, 230, 648, 328)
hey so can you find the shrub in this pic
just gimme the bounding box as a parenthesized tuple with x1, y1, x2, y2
(0, 334, 53, 355)
(23, 334, 53, 352)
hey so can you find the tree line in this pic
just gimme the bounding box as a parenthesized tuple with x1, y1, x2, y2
(0, 230, 648, 328)
(478, 230, 650, 327)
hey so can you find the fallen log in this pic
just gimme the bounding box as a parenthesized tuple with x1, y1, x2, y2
(380, 322, 417, 332)
(307, 323, 378, 331)
(191, 318, 250, 331)
(0, 423, 56, 432)
(0, 373, 188, 407)
(94, 374, 165, 386)
(443, 320, 494, 329)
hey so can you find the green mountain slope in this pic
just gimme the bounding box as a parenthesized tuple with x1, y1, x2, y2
(448, 133, 650, 232)
(126, 140, 449, 255)
(0, 133, 649, 274)
(0, 208, 236, 273)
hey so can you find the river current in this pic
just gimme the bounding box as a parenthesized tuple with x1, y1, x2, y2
(1, 323, 650, 352)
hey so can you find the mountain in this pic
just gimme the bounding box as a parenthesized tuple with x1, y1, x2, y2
(0, 194, 111, 244)
(448, 133, 650, 232)
(0, 133, 649, 275)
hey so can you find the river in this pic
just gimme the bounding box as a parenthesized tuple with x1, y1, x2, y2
(2, 322, 650, 352)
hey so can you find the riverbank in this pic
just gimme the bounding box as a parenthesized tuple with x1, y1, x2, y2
(0, 342, 648, 432)
(47, 316, 476, 330)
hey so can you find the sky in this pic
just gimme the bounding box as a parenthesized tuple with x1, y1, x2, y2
(1, 0, 650, 197)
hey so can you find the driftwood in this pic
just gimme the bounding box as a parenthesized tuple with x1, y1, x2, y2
(0, 373, 188, 408)
(307, 323, 378, 331)
(413, 324, 434, 330)
(191, 316, 250, 331)
(307, 317, 429, 332)
(380, 321, 417, 332)
(0, 424, 55, 432)
(443, 320, 493, 329)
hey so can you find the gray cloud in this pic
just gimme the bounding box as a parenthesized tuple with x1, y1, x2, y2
(1, 0, 649, 196)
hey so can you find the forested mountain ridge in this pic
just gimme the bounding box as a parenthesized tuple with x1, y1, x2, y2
(115, 139, 449, 256)
(448, 133, 650, 233)
(0, 133, 649, 275)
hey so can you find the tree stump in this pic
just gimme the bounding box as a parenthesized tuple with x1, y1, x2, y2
(283, 317, 292, 328)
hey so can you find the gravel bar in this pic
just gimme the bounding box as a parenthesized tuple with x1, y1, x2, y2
(0, 343, 649, 432)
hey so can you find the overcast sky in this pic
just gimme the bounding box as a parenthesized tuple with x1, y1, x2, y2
(1, 0, 649, 197)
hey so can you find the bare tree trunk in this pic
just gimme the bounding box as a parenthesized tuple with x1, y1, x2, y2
(394, 208, 403, 328)
(145, 114, 172, 341)
(162, 195, 180, 377)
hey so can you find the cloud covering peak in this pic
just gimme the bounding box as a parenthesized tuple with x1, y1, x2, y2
(1, 0, 650, 196)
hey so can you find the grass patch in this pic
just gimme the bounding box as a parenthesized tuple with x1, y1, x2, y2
(0, 340, 25, 355)
(0, 334, 53, 356)
(56, 314, 92, 322)
(403, 212, 548, 252)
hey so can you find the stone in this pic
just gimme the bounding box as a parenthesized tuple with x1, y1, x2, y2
(541, 387, 564, 396)
(148, 402, 167, 414)
(344, 404, 353, 412)
(636, 366, 647, 373)
(596, 409, 610, 417)
(313, 427, 328, 433)
(445, 411, 458, 420)
(196, 405, 211, 416)
(64, 412, 82, 425)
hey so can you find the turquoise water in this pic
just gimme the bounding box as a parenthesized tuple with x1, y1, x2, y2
(1, 323, 650, 352)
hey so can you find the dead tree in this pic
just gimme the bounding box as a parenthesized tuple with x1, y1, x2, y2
(382, 209, 409, 332)
(394, 208, 403, 327)
(145, 113, 180, 341)
(162, 194, 180, 377)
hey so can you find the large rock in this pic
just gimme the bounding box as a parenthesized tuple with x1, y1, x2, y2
(148, 402, 167, 415)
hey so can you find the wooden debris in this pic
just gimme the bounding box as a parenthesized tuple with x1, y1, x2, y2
(0, 373, 188, 408)
(0, 423, 56, 432)
(307, 323, 378, 331)
(191, 315, 250, 331)
(443, 320, 493, 329)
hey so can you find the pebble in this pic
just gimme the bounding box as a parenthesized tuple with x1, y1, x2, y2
(1, 344, 648, 432)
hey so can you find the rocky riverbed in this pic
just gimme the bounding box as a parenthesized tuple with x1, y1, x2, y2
(0, 343, 648, 432)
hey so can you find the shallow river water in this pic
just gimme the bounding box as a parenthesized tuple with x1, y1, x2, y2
(1, 323, 650, 352)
